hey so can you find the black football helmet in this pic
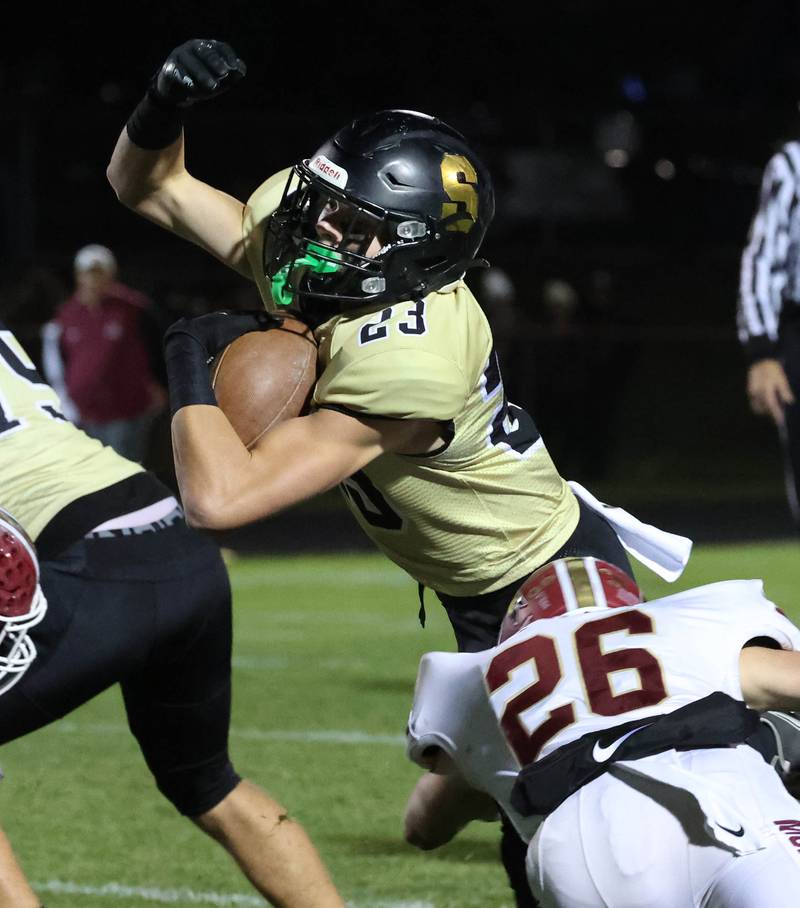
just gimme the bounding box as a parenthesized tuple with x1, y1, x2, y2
(263, 109, 495, 323)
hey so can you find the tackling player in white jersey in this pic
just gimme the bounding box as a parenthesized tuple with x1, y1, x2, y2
(406, 557, 800, 907)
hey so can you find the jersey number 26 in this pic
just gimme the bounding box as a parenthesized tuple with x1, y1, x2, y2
(485, 610, 668, 765)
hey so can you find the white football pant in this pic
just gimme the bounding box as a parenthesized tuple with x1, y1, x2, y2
(527, 746, 800, 907)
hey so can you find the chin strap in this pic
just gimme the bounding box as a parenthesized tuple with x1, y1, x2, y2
(402, 256, 490, 301)
(463, 257, 491, 273)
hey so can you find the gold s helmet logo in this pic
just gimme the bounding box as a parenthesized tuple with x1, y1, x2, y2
(440, 154, 478, 233)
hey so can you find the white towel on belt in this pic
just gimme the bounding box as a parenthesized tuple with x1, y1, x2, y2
(568, 481, 693, 582)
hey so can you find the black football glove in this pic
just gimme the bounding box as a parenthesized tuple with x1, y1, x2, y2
(164, 309, 281, 360)
(152, 39, 246, 108)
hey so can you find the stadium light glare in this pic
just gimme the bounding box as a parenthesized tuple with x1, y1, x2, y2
(621, 74, 648, 104)
(655, 159, 677, 180)
(604, 148, 629, 168)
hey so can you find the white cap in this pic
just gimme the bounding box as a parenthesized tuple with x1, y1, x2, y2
(74, 244, 117, 273)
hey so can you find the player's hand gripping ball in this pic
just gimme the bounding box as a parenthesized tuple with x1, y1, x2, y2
(210, 317, 318, 449)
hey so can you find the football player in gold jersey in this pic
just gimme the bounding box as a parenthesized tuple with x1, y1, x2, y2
(108, 39, 621, 615)
(0, 325, 345, 908)
(108, 39, 638, 908)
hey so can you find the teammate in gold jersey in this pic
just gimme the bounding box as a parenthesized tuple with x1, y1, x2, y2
(0, 325, 346, 908)
(106, 39, 671, 907)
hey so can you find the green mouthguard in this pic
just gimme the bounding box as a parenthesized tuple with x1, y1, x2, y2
(270, 244, 341, 307)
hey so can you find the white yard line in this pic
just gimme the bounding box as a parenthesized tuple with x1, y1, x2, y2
(34, 880, 434, 908)
(231, 655, 290, 670)
(232, 727, 406, 746)
(32, 880, 263, 906)
(230, 565, 410, 590)
(52, 720, 406, 747)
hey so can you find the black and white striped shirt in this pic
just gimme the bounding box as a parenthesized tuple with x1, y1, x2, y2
(737, 142, 800, 363)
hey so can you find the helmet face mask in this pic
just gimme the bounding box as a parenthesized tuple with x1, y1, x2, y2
(264, 167, 389, 314)
(263, 109, 495, 323)
(0, 510, 47, 696)
(498, 558, 643, 645)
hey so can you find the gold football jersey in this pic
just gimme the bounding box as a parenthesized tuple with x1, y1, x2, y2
(313, 285, 578, 595)
(242, 173, 579, 596)
(0, 328, 142, 540)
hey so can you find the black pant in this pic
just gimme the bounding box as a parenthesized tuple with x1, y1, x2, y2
(437, 498, 633, 653)
(0, 520, 240, 817)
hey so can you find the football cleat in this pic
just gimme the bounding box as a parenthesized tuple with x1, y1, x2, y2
(0, 509, 48, 695)
(756, 710, 800, 776)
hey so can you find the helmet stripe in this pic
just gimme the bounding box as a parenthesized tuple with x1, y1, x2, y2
(584, 558, 609, 609)
(564, 558, 601, 609)
(554, 560, 579, 612)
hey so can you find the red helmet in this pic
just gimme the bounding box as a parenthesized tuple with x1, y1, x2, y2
(498, 557, 642, 644)
(0, 509, 47, 694)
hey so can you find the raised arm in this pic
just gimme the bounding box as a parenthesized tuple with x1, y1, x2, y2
(107, 40, 252, 277)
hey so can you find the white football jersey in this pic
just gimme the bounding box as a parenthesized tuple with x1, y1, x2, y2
(406, 579, 800, 842)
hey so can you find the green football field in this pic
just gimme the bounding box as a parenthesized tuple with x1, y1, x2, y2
(2, 542, 799, 908)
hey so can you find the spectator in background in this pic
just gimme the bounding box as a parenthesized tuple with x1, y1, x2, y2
(42, 244, 166, 463)
(737, 144, 800, 529)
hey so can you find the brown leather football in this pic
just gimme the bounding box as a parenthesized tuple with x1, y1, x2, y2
(210, 316, 317, 449)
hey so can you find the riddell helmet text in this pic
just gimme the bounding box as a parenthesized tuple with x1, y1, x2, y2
(310, 156, 347, 188)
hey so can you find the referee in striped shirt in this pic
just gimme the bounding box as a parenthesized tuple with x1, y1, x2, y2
(737, 142, 800, 527)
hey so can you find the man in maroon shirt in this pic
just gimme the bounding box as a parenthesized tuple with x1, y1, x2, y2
(42, 244, 166, 462)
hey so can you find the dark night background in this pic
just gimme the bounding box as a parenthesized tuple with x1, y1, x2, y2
(3, 0, 800, 543)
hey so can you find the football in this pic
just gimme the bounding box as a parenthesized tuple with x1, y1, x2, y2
(210, 316, 318, 449)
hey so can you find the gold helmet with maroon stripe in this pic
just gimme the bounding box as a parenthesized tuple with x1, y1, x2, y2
(499, 557, 642, 644)
(0, 509, 48, 695)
